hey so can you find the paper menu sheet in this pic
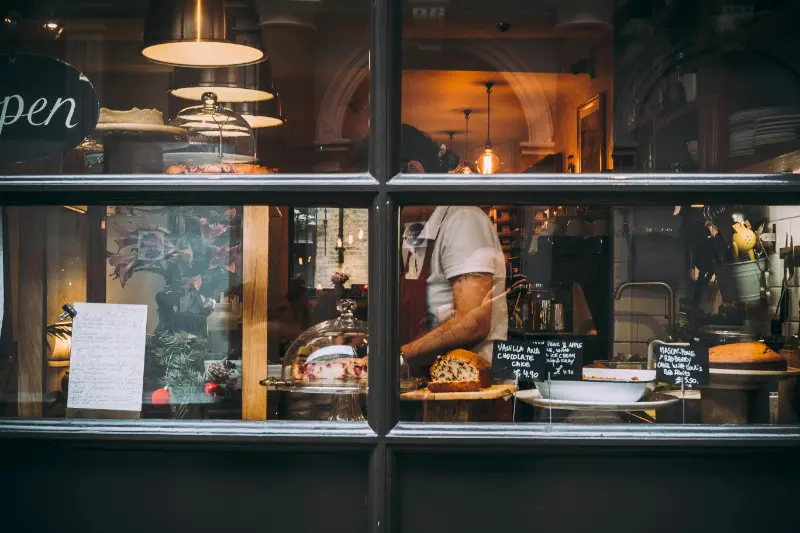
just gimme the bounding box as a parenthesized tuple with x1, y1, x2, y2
(67, 303, 148, 412)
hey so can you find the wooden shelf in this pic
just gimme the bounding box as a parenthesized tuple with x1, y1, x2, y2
(731, 143, 800, 174)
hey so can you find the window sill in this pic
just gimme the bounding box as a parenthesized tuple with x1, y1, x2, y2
(0, 419, 377, 447)
(387, 422, 800, 449)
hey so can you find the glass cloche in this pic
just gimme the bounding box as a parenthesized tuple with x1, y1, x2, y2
(280, 299, 369, 393)
(166, 91, 256, 165)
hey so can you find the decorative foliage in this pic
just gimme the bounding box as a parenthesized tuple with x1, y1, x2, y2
(151, 331, 208, 418)
(331, 271, 350, 285)
(46, 321, 72, 340)
(106, 206, 241, 295)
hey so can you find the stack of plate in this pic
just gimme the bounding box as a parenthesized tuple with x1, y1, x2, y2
(729, 107, 800, 158)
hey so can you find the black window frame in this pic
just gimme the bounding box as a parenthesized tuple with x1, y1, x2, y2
(2, 1, 800, 531)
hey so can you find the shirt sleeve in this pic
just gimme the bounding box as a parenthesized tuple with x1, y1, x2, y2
(438, 208, 503, 280)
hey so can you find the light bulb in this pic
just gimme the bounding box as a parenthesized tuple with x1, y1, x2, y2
(337, 237, 343, 248)
(348, 234, 354, 245)
(477, 147, 499, 175)
(358, 229, 364, 240)
(298, 257, 303, 265)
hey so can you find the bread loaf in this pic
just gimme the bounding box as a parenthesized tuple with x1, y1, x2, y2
(428, 349, 492, 392)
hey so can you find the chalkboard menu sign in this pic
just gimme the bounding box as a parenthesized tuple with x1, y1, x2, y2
(0, 54, 100, 164)
(654, 343, 709, 387)
(540, 339, 583, 381)
(492, 337, 584, 382)
(492, 340, 545, 382)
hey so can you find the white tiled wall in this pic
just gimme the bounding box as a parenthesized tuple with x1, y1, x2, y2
(612, 205, 800, 355)
(612, 208, 673, 359)
(765, 206, 800, 337)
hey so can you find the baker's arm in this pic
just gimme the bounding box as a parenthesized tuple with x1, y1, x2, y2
(401, 273, 501, 363)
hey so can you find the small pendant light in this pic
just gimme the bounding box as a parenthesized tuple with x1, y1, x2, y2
(141, 0, 264, 67)
(476, 82, 500, 175)
(451, 109, 474, 174)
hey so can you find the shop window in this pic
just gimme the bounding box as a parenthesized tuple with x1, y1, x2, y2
(399, 204, 800, 425)
(0, 0, 370, 175)
(0, 205, 370, 422)
(400, 0, 800, 175)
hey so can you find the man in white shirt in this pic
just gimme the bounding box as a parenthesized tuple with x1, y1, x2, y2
(400, 206, 508, 365)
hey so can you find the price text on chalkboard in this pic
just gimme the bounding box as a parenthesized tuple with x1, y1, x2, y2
(655, 343, 709, 387)
(492, 340, 545, 382)
(539, 339, 583, 381)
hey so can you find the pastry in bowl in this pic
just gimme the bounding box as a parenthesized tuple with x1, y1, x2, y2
(709, 341, 787, 371)
(428, 349, 492, 392)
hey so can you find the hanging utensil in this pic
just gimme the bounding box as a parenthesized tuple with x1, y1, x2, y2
(777, 234, 790, 322)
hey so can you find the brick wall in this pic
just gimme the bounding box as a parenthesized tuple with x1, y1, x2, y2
(314, 208, 369, 287)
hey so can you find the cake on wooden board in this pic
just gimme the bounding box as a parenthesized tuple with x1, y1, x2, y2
(428, 349, 492, 392)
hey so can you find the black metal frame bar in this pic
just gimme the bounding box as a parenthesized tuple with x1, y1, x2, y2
(3, 2, 800, 532)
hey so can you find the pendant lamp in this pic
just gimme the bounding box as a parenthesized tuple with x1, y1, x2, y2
(233, 92, 286, 128)
(170, 63, 274, 102)
(451, 109, 474, 174)
(476, 82, 500, 175)
(169, 2, 272, 101)
(141, 0, 264, 67)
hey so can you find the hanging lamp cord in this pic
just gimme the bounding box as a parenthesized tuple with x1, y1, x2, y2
(485, 81, 494, 146)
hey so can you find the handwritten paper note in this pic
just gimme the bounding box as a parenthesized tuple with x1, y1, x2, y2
(67, 303, 147, 412)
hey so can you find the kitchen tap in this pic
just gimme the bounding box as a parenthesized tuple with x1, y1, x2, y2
(613, 281, 675, 341)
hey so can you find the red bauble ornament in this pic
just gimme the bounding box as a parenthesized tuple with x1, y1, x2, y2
(152, 387, 170, 406)
(203, 382, 220, 397)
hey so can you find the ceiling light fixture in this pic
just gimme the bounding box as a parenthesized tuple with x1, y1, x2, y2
(233, 91, 286, 128)
(476, 82, 500, 175)
(141, 0, 264, 67)
(170, 63, 274, 102)
(451, 109, 474, 174)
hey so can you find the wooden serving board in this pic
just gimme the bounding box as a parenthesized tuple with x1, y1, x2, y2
(401, 383, 517, 401)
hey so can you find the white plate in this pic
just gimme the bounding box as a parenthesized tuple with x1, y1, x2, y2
(516, 389, 679, 412)
(534, 379, 649, 403)
(95, 123, 188, 136)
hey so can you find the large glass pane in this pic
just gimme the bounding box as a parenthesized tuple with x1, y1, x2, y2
(401, 0, 800, 174)
(0, 0, 369, 175)
(0, 205, 370, 422)
(399, 203, 800, 425)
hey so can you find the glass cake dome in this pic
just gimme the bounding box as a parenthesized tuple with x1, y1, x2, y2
(281, 299, 369, 393)
(166, 91, 256, 165)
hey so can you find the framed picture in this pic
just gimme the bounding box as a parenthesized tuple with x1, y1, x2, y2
(577, 94, 606, 173)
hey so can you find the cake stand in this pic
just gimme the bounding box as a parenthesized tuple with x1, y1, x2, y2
(701, 366, 800, 424)
(91, 124, 189, 173)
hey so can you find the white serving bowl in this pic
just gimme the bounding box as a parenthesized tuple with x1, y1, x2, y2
(534, 379, 650, 403)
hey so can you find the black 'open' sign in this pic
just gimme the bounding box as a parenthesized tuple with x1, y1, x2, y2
(0, 54, 100, 164)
